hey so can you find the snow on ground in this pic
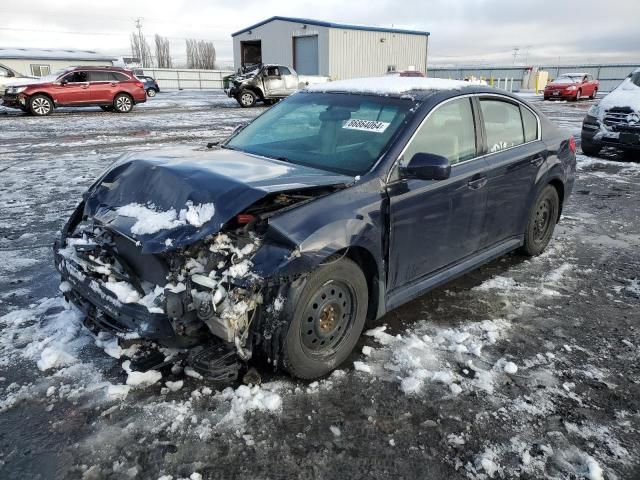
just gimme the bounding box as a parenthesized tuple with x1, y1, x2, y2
(1, 92, 639, 479)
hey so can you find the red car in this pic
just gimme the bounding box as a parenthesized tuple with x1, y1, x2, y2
(1, 66, 147, 116)
(544, 72, 599, 101)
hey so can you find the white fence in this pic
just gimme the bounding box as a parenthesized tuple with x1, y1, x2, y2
(139, 68, 234, 90)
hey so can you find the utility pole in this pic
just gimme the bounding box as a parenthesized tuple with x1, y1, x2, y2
(135, 17, 145, 68)
(512, 47, 520, 65)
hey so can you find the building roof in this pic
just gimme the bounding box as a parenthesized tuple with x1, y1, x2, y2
(232, 16, 429, 37)
(305, 76, 472, 96)
(0, 48, 116, 62)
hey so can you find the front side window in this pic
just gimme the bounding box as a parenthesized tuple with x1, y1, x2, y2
(480, 99, 524, 153)
(64, 71, 88, 83)
(266, 66, 280, 77)
(226, 92, 415, 175)
(402, 97, 477, 165)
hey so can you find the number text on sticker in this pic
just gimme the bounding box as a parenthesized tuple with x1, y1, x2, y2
(342, 119, 390, 133)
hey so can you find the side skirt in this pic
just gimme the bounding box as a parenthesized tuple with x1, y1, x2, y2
(385, 236, 523, 311)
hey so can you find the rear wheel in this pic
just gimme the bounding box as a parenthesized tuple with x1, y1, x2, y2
(146, 88, 157, 97)
(29, 95, 53, 116)
(113, 93, 133, 113)
(282, 257, 368, 379)
(237, 89, 257, 108)
(521, 185, 559, 256)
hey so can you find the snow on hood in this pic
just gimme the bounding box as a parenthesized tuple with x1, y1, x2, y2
(598, 75, 640, 113)
(0, 76, 40, 88)
(83, 146, 351, 253)
(305, 76, 472, 96)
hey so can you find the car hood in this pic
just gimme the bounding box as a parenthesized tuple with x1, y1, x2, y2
(599, 80, 640, 112)
(83, 146, 352, 253)
(547, 82, 578, 88)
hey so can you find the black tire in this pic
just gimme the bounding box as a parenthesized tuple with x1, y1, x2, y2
(581, 136, 602, 157)
(146, 88, 157, 97)
(521, 185, 560, 257)
(29, 94, 53, 116)
(543, 95, 550, 101)
(113, 93, 134, 113)
(237, 89, 257, 108)
(282, 257, 368, 379)
(100, 105, 114, 112)
(590, 89, 597, 100)
(572, 89, 581, 101)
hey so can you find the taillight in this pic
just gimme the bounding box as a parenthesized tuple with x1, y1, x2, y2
(236, 214, 256, 225)
(135, 81, 144, 89)
(569, 136, 576, 154)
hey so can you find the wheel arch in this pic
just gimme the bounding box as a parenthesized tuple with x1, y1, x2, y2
(548, 177, 565, 222)
(29, 91, 55, 105)
(114, 91, 135, 103)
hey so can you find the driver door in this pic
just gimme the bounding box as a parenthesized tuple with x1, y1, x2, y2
(387, 96, 489, 292)
(52, 71, 90, 105)
(263, 66, 285, 96)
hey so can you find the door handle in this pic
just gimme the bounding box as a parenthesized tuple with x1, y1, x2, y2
(530, 155, 544, 167)
(468, 176, 488, 190)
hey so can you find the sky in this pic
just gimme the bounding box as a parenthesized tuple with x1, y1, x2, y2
(0, 0, 638, 68)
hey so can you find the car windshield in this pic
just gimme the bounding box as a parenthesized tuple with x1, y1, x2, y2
(555, 75, 581, 84)
(225, 92, 415, 175)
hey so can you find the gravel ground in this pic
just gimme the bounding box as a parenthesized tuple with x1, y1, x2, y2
(0, 91, 638, 480)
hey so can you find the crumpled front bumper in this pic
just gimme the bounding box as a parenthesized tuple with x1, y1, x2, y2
(582, 115, 640, 151)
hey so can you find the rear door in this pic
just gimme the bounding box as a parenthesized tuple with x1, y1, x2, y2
(88, 71, 116, 103)
(478, 96, 544, 248)
(52, 70, 89, 105)
(388, 96, 489, 291)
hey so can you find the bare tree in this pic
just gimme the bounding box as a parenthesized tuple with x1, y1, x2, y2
(186, 39, 216, 69)
(130, 33, 152, 68)
(154, 34, 172, 68)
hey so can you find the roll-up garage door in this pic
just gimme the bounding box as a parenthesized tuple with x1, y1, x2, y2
(294, 35, 319, 75)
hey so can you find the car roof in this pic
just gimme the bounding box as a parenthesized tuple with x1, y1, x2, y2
(305, 76, 477, 98)
(560, 72, 588, 76)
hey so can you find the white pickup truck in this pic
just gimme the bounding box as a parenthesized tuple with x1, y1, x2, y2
(224, 64, 329, 107)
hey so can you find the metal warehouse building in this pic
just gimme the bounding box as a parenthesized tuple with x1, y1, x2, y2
(232, 16, 429, 80)
(0, 48, 115, 77)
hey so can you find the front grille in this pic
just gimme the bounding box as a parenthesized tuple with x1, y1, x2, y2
(603, 107, 635, 128)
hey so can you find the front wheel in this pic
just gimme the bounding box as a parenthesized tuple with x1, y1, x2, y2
(572, 89, 581, 101)
(521, 185, 560, 257)
(282, 257, 368, 379)
(590, 89, 597, 100)
(29, 95, 54, 116)
(113, 93, 133, 113)
(237, 90, 257, 108)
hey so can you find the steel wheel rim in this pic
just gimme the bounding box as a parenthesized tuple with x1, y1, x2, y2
(117, 96, 131, 111)
(147, 89, 156, 97)
(33, 98, 50, 115)
(300, 280, 356, 357)
(533, 198, 553, 243)
(241, 93, 253, 106)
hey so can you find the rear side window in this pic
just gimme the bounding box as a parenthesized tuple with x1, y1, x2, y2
(89, 71, 113, 82)
(279, 67, 291, 75)
(521, 106, 538, 143)
(403, 97, 477, 165)
(480, 100, 524, 153)
(111, 72, 130, 82)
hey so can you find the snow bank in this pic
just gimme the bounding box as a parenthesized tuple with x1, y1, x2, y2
(116, 201, 215, 235)
(122, 360, 162, 387)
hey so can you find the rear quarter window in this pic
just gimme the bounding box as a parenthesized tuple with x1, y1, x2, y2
(111, 72, 130, 82)
(521, 106, 538, 143)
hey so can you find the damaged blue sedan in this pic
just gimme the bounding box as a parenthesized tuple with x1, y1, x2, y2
(54, 77, 577, 380)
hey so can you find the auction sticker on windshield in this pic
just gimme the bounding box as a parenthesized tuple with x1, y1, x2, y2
(342, 119, 390, 133)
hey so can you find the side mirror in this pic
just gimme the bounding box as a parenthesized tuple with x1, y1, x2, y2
(401, 153, 451, 181)
(60, 78, 68, 85)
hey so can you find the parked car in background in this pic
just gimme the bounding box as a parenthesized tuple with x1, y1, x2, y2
(581, 68, 640, 157)
(224, 64, 329, 107)
(137, 75, 160, 97)
(544, 73, 599, 101)
(1, 66, 146, 116)
(54, 77, 576, 380)
(0, 62, 35, 91)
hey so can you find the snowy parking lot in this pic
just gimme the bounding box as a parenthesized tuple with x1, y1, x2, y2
(1, 91, 639, 480)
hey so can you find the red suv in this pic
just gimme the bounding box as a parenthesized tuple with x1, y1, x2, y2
(543, 72, 599, 101)
(1, 66, 147, 116)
